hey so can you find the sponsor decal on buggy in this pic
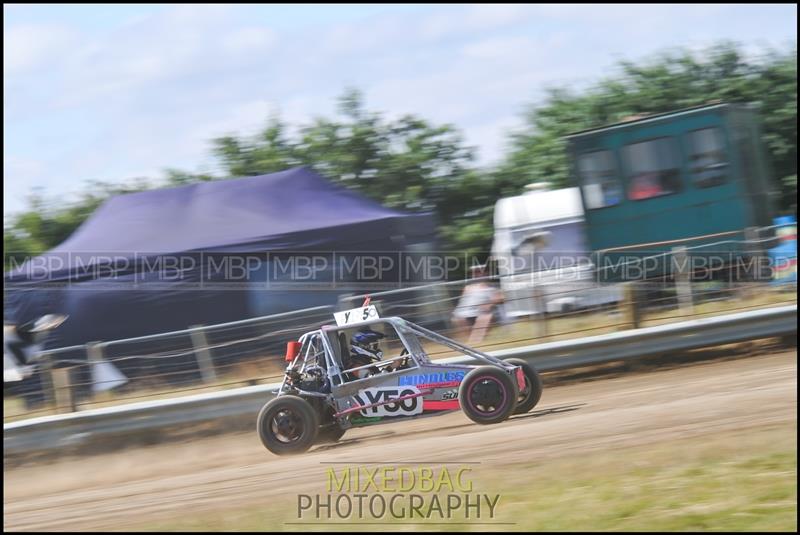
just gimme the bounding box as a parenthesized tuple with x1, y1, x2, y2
(399, 370, 466, 389)
(353, 386, 424, 417)
(423, 388, 461, 411)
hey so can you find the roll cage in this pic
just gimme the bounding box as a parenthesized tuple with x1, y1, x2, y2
(277, 316, 517, 397)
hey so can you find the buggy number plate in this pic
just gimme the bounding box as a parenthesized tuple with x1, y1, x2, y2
(334, 305, 380, 326)
(353, 386, 424, 417)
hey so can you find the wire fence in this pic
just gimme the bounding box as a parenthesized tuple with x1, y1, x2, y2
(3, 223, 797, 421)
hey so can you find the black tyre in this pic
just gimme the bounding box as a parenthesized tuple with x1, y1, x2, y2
(458, 366, 518, 425)
(316, 425, 347, 444)
(257, 395, 320, 455)
(506, 358, 543, 414)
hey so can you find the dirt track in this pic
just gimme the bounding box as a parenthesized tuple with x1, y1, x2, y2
(4, 351, 797, 531)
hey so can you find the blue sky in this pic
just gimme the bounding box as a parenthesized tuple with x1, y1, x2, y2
(4, 4, 797, 217)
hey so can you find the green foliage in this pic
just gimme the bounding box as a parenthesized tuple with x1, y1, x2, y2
(4, 42, 797, 270)
(3, 180, 153, 270)
(163, 169, 215, 186)
(213, 88, 479, 213)
(213, 115, 300, 177)
(210, 88, 489, 255)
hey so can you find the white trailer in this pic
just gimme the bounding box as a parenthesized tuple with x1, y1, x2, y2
(491, 185, 621, 317)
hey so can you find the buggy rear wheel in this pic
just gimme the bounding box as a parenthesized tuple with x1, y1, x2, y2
(506, 358, 543, 414)
(458, 366, 517, 425)
(257, 395, 319, 455)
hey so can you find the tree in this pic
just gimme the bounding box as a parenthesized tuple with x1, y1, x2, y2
(164, 169, 215, 186)
(211, 88, 489, 254)
(498, 42, 797, 212)
(213, 115, 299, 177)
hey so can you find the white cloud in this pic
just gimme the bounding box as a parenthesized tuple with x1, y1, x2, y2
(3, 23, 77, 75)
(30, 5, 276, 111)
(222, 26, 276, 54)
(416, 4, 531, 41)
(462, 35, 537, 60)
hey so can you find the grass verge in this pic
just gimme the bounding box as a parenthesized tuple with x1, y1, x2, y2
(138, 424, 797, 532)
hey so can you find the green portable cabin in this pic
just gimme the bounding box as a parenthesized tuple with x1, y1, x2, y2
(566, 103, 775, 282)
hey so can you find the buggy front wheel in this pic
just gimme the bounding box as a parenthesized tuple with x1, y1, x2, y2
(506, 358, 543, 414)
(257, 395, 319, 455)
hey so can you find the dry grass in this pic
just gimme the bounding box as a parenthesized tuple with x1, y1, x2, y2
(136, 424, 797, 532)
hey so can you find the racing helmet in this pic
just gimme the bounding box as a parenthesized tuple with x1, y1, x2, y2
(350, 329, 384, 362)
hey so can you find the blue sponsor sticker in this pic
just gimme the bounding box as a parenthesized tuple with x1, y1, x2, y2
(399, 370, 466, 387)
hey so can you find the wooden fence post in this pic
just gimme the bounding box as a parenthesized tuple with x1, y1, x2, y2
(532, 284, 548, 338)
(672, 246, 694, 315)
(50, 366, 75, 414)
(39, 357, 55, 409)
(621, 281, 641, 330)
(190, 325, 217, 383)
(739, 226, 761, 300)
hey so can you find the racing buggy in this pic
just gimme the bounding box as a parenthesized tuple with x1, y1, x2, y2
(257, 304, 543, 455)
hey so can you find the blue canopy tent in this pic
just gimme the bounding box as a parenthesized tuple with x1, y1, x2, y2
(5, 167, 438, 349)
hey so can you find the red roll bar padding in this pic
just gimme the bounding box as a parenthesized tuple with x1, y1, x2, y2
(515, 367, 526, 391)
(285, 341, 302, 362)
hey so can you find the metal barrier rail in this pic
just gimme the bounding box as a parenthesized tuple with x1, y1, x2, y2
(3, 304, 796, 455)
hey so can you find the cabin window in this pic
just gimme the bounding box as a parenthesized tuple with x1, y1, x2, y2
(623, 137, 682, 200)
(577, 150, 622, 209)
(688, 128, 728, 188)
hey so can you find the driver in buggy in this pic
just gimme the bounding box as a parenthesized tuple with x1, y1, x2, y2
(342, 329, 410, 381)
